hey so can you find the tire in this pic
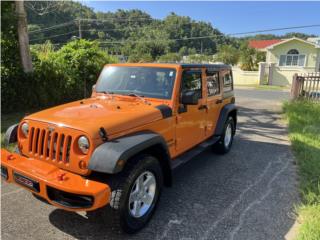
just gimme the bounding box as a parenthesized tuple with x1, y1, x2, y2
(97, 154, 163, 234)
(213, 117, 235, 154)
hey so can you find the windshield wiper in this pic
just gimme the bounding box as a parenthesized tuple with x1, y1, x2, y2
(127, 93, 149, 104)
(96, 91, 115, 99)
(97, 90, 114, 95)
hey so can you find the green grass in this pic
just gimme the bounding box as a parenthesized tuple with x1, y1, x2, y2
(283, 101, 320, 240)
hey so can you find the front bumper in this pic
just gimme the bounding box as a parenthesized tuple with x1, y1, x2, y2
(1, 149, 110, 211)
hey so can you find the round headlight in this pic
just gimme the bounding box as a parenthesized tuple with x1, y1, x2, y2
(21, 122, 29, 137)
(78, 136, 90, 154)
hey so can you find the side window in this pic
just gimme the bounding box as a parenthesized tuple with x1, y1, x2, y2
(206, 71, 220, 96)
(223, 71, 233, 92)
(181, 70, 202, 99)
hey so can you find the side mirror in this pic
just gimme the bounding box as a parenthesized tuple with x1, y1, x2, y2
(181, 91, 199, 105)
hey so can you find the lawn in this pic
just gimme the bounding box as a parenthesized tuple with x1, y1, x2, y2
(283, 100, 320, 240)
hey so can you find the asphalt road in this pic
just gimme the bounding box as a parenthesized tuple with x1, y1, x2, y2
(1, 88, 299, 240)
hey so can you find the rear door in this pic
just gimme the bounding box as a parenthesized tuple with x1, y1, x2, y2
(205, 70, 223, 136)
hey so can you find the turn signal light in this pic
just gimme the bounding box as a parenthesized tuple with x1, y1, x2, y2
(7, 154, 15, 161)
(79, 160, 87, 170)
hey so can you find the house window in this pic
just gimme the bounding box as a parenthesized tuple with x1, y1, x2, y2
(279, 49, 306, 67)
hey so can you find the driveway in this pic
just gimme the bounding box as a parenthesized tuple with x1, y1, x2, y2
(1, 88, 299, 240)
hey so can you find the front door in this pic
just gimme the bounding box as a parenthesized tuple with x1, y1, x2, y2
(175, 69, 207, 154)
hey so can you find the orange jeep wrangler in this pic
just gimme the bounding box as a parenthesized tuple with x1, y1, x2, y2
(1, 63, 237, 233)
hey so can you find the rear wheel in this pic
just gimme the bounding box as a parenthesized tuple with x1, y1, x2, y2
(213, 117, 235, 154)
(96, 155, 163, 233)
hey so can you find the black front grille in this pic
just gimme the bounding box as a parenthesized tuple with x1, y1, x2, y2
(28, 127, 72, 164)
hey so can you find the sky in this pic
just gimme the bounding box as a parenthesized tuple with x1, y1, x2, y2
(80, 1, 320, 37)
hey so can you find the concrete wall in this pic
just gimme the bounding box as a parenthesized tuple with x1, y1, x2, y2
(232, 67, 260, 85)
(271, 66, 315, 86)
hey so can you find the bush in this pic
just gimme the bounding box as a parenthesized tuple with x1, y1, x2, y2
(2, 39, 117, 113)
(51, 40, 117, 99)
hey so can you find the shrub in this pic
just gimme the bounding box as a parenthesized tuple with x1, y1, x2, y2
(51, 39, 117, 99)
(2, 39, 117, 113)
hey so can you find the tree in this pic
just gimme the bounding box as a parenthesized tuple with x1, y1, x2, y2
(127, 53, 153, 63)
(215, 45, 239, 65)
(185, 54, 213, 63)
(1, 1, 25, 112)
(238, 42, 266, 71)
(158, 53, 181, 62)
(16, 0, 33, 72)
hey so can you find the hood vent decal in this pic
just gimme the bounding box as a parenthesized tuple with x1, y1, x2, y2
(155, 105, 172, 119)
(99, 127, 108, 141)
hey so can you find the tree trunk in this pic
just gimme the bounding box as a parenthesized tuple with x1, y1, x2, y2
(15, 0, 33, 73)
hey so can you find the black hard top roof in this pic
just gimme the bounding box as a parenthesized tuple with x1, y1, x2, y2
(178, 63, 231, 70)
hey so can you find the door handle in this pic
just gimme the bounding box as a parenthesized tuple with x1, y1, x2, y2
(216, 99, 223, 104)
(198, 105, 208, 110)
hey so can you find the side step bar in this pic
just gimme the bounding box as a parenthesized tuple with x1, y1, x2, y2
(171, 136, 220, 169)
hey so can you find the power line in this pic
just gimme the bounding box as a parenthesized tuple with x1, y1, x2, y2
(29, 23, 320, 44)
(28, 17, 155, 35)
(29, 21, 75, 34)
(229, 24, 320, 36)
(80, 17, 155, 22)
(29, 30, 79, 42)
(98, 24, 320, 45)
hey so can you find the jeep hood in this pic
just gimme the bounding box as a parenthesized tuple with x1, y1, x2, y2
(26, 97, 166, 139)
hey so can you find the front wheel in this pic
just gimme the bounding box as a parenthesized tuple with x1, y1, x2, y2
(98, 155, 163, 233)
(213, 117, 235, 154)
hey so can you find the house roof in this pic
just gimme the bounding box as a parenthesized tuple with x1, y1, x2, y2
(248, 39, 283, 49)
(266, 37, 320, 49)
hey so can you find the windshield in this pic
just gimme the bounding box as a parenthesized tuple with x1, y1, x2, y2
(95, 66, 176, 99)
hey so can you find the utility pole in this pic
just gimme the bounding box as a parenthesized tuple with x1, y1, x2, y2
(15, 0, 33, 73)
(200, 40, 203, 54)
(78, 19, 82, 39)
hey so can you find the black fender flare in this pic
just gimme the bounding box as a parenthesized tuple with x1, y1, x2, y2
(214, 104, 237, 136)
(88, 131, 171, 175)
(4, 123, 19, 146)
